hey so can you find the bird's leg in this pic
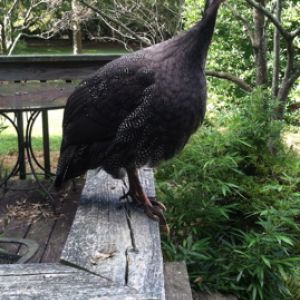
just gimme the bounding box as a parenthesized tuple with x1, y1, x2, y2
(121, 170, 166, 211)
(124, 168, 169, 233)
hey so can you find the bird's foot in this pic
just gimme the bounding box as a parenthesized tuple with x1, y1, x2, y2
(120, 191, 169, 234)
(120, 191, 166, 211)
(143, 204, 170, 235)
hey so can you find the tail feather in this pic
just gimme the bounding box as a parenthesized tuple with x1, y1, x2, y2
(55, 142, 110, 189)
(54, 145, 77, 189)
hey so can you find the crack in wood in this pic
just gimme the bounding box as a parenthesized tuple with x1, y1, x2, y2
(123, 186, 139, 287)
(125, 248, 129, 286)
(61, 259, 114, 282)
(124, 202, 138, 254)
(39, 219, 58, 263)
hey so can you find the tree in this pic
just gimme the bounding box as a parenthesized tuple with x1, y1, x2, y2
(0, 0, 90, 55)
(71, 0, 83, 54)
(78, 0, 299, 118)
(79, 0, 184, 49)
(243, 0, 300, 118)
(184, 0, 299, 118)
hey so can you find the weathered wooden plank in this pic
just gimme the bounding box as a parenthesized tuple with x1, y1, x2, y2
(0, 82, 76, 111)
(0, 221, 30, 258)
(126, 211, 165, 298)
(61, 170, 132, 284)
(0, 55, 119, 63)
(0, 263, 79, 275)
(41, 185, 82, 263)
(61, 168, 165, 299)
(125, 169, 164, 295)
(0, 288, 152, 300)
(0, 283, 139, 299)
(118, 167, 164, 299)
(164, 262, 193, 300)
(0, 55, 119, 81)
(0, 271, 104, 285)
(193, 293, 237, 300)
(0, 263, 114, 298)
(0, 169, 164, 299)
(18, 218, 55, 263)
(0, 66, 96, 81)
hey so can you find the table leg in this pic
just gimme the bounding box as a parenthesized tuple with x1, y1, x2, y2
(16, 112, 26, 179)
(42, 110, 51, 178)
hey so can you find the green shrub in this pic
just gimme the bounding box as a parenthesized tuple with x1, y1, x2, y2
(156, 90, 300, 299)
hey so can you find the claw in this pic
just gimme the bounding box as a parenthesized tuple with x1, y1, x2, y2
(145, 205, 169, 235)
(121, 191, 167, 212)
(150, 199, 167, 212)
(144, 205, 167, 226)
(161, 224, 170, 235)
(125, 168, 168, 232)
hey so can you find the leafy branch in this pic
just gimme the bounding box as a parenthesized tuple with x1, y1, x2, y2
(206, 70, 253, 92)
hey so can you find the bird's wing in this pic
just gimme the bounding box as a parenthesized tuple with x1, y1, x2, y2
(60, 55, 156, 152)
(99, 84, 167, 172)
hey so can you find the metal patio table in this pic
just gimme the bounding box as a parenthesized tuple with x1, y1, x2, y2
(0, 82, 74, 188)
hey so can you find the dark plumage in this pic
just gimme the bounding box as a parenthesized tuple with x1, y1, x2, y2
(55, 0, 224, 228)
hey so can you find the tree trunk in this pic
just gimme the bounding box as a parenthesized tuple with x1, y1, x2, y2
(252, 0, 268, 86)
(72, 27, 82, 54)
(72, 0, 82, 54)
(276, 71, 294, 119)
(272, 0, 281, 97)
(0, 22, 6, 54)
(2, 16, 12, 55)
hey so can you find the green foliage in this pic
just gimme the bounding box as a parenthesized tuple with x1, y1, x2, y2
(182, 0, 254, 102)
(182, 0, 300, 110)
(156, 90, 300, 299)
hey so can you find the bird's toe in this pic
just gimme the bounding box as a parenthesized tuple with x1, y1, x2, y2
(150, 199, 167, 211)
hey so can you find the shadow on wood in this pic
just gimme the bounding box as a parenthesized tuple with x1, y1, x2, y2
(0, 168, 168, 299)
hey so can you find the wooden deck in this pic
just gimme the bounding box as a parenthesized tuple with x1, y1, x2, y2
(0, 179, 83, 264)
(0, 174, 236, 300)
(0, 170, 169, 299)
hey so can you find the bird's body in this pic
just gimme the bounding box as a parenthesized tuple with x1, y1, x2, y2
(55, 0, 224, 227)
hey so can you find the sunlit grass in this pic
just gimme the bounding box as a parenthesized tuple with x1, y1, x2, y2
(0, 134, 62, 156)
(12, 41, 128, 56)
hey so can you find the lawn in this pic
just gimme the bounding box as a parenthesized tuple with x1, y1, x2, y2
(13, 40, 128, 56)
(0, 110, 63, 165)
(0, 134, 62, 156)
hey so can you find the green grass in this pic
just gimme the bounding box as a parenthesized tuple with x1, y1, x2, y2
(0, 134, 61, 155)
(12, 41, 128, 56)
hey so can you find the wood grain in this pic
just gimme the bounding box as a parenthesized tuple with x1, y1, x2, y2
(0, 168, 165, 299)
(61, 168, 165, 299)
(0, 55, 119, 81)
(41, 186, 81, 263)
(164, 262, 193, 300)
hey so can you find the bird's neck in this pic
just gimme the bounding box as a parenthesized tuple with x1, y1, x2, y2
(181, 0, 222, 69)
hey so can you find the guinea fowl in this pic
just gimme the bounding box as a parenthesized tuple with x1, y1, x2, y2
(55, 0, 224, 230)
